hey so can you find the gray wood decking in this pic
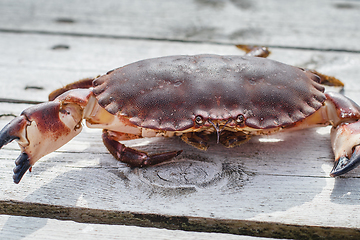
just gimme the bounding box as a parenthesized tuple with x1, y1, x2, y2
(1, 0, 360, 239)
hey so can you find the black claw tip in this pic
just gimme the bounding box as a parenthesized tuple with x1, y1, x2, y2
(13, 153, 31, 184)
(330, 148, 360, 177)
(0, 128, 18, 150)
(0, 116, 27, 149)
(176, 150, 183, 157)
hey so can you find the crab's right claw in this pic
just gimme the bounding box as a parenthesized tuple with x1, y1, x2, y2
(0, 116, 30, 183)
(330, 120, 360, 177)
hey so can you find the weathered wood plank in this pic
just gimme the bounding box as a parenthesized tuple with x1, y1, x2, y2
(0, 0, 360, 51)
(0, 31, 245, 102)
(0, 215, 278, 240)
(1, 203, 360, 240)
(1, 31, 360, 104)
(1, 102, 360, 233)
(1, 0, 360, 238)
(1, 24, 360, 235)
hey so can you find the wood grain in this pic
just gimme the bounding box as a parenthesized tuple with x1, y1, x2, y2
(1, 0, 360, 239)
(1, 0, 360, 51)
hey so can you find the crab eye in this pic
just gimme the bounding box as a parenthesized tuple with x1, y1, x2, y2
(236, 114, 244, 124)
(195, 116, 204, 125)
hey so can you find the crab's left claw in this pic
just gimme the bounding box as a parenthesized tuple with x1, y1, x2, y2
(0, 100, 84, 183)
(330, 120, 360, 177)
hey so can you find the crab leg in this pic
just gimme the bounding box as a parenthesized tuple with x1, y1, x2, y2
(236, 45, 271, 58)
(48, 77, 94, 101)
(102, 130, 182, 167)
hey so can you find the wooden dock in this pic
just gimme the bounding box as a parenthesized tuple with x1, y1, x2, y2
(1, 0, 360, 239)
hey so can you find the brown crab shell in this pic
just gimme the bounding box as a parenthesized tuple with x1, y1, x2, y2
(92, 55, 326, 131)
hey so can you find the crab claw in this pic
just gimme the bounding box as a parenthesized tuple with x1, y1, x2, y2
(0, 100, 83, 183)
(13, 153, 31, 184)
(0, 116, 30, 183)
(0, 115, 28, 149)
(330, 146, 360, 177)
(330, 120, 360, 177)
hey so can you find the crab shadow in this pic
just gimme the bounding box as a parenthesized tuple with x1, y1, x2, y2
(330, 177, 360, 205)
(1, 127, 358, 238)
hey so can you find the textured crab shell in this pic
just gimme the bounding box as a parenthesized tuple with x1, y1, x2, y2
(92, 55, 326, 131)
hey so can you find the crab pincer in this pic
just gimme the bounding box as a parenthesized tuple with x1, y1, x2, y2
(0, 116, 29, 183)
(0, 100, 84, 183)
(330, 120, 360, 177)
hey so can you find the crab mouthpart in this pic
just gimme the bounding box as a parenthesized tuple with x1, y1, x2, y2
(208, 119, 232, 143)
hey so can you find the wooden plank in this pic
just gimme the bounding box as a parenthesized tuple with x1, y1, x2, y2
(0, 31, 248, 102)
(1, 0, 360, 238)
(0, 0, 360, 51)
(1, 205, 360, 240)
(0, 215, 277, 240)
(1, 31, 360, 104)
(0, 28, 360, 238)
(1, 100, 360, 238)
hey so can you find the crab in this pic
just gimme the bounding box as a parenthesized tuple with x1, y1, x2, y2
(1, 46, 360, 184)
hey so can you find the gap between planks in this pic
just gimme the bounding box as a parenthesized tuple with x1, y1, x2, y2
(1, 28, 360, 54)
